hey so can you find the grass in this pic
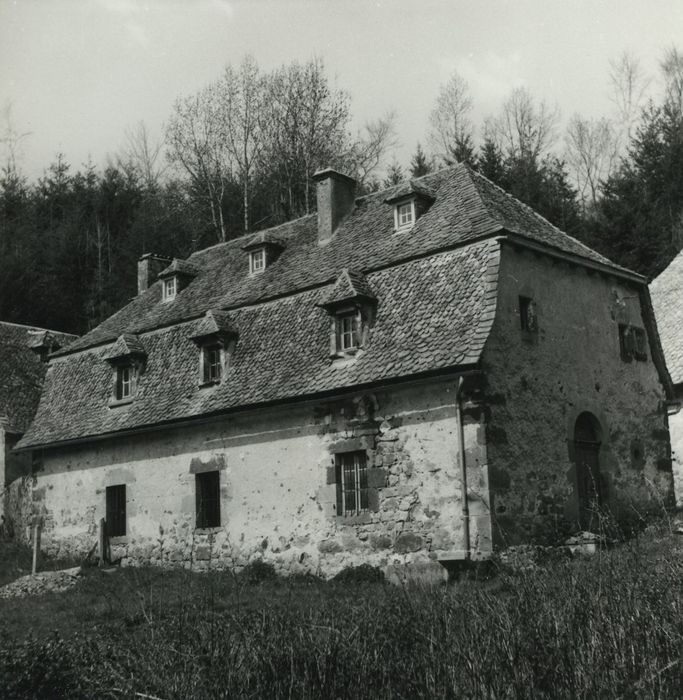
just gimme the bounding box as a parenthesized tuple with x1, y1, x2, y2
(1, 522, 682, 698)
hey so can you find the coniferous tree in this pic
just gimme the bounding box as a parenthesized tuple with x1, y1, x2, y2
(410, 143, 432, 178)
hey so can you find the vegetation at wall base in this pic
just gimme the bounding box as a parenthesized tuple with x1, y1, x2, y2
(1, 521, 682, 699)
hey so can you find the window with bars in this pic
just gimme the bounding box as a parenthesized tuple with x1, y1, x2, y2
(519, 296, 538, 332)
(201, 344, 223, 384)
(115, 365, 136, 401)
(335, 451, 369, 516)
(106, 484, 126, 537)
(196, 470, 221, 528)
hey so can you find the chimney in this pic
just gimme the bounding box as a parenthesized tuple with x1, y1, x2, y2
(313, 168, 356, 244)
(137, 253, 171, 295)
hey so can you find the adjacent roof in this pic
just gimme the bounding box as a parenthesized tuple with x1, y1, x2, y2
(319, 269, 376, 309)
(18, 164, 636, 449)
(0, 322, 77, 434)
(650, 250, 683, 385)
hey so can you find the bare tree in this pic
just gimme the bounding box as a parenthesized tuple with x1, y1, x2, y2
(343, 112, 397, 188)
(661, 46, 683, 115)
(428, 72, 474, 164)
(489, 87, 559, 161)
(220, 56, 268, 233)
(166, 86, 234, 241)
(609, 51, 651, 144)
(565, 115, 619, 213)
(119, 121, 166, 189)
(0, 102, 31, 177)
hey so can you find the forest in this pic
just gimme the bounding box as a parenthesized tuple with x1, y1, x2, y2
(1, 49, 682, 335)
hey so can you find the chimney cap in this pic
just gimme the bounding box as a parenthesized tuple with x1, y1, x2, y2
(313, 168, 356, 185)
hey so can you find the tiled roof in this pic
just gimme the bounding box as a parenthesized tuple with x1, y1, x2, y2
(320, 269, 375, 308)
(650, 251, 683, 385)
(0, 322, 77, 434)
(18, 164, 636, 448)
(55, 164, 629, 359)
(18, 241, 499, 448)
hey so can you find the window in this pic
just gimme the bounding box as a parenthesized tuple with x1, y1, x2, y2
(201, 344, 223, 384)
(338, 312, 358, 352)
(196, 470, 220, 528)
(519, 296, 538, 332)
(163, 276, 177, 302)
(395, 201, 415, 230)
(336, 451, 369, 516)
(250, 248, 266, 274)
(106, 484, 126, 537)
(620, 324, 647, 361)
(115, 365, 136, 401)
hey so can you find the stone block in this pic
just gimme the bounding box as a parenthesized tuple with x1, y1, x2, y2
(394, 532, 423, 553)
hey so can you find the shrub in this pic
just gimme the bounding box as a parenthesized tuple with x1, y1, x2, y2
(239, 559, 278, 584)
(332, 563, 385, 584)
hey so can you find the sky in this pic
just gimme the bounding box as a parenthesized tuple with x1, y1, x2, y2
(1, 0, 682, 181)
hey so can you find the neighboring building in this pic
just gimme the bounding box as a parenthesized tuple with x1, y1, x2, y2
(0, 323, 76, 529)
(13, 165, 674, 580)
(650, 251, 683, 505)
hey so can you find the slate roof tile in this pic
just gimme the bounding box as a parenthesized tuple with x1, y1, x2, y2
(650, 251, 683, 385)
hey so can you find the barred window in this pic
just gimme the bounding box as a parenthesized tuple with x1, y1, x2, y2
(196, 470, 220, 528)
(336, 451, 369, 515)
(106, 484, 126, 537)
(519, 296, 538, 332)
(619, 324, 647, 362)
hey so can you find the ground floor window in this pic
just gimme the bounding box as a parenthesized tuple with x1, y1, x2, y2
(196, 470, 221, 528)
(106, 484, 126, 537)
(336, 451, 368, 515)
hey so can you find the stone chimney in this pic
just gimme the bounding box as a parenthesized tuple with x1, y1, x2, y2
(313, 168, 356, 244)
(137, 254, 171, 295)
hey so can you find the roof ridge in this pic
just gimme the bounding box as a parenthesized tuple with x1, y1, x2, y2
(0, 320, 76, 336)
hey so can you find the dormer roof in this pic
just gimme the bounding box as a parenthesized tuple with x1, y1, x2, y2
(158, 258, 199, 280)
(384, 180, 436, 205)
(241, 231, 285, 252)
(189, 309, 238, 344)
(103, 334, 146, 364)
(319, 269, 376, 310)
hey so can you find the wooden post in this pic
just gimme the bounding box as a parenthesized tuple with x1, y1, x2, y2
(99, 517, 107, 566)
(31, 522, 40, 575)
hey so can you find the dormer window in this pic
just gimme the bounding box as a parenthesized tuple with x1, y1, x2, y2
(395, 200, 415, 230)
(385, 180, 435, 233)
(103, 334, 146, 406)
(249, 248, 266, 274)
(163, 276, 177, 302)
(318, 269, 377, 359)
(189, 309, 238, 387)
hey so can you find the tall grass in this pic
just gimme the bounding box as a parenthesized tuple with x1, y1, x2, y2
(1, 525, 682, 698)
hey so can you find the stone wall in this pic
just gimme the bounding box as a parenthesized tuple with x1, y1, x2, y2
(12, 377, 490, 580)
(483, 244, 674, 545)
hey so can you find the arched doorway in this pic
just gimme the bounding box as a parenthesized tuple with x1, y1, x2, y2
(574, 412, 604, 530)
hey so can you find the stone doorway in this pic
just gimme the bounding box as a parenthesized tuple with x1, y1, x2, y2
(574, 412, 604, 530)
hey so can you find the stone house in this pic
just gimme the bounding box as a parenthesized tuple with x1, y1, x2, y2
(0, 322, 76, 529)
(13, 165, 674, 580)
(650, 251, 683, 505)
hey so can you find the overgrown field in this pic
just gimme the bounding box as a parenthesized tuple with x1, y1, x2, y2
(1, 524, 682, 699)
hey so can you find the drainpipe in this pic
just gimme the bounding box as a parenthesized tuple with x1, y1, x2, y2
(455, 377, 470, 560)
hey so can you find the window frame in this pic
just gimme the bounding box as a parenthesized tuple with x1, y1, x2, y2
(105, 484, 126, 538)
(249, 247, 266, 275)
(114, 364, 137, 402)
(619, 324, 647, 362)
(333, 308, 362, 356)
(335, 451, 369, 516)
(394, 199, 416, 231)
(195, 470, 221, 529)
(162, 276, 177, 302)
(519, 296, 538, 333)
(199, 342, 224, 386)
